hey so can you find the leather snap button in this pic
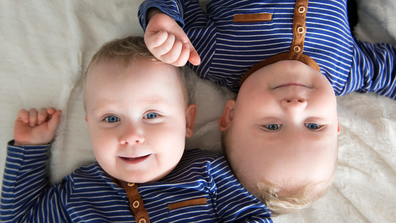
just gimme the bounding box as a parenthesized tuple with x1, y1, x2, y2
(127, 182, 135, 187)
(294, 45, 301, 52)
(139, 219, 147, 223)
(133, 200, 140, 208)
(297, 26, 305, 34)
(298, 6, 305, 13)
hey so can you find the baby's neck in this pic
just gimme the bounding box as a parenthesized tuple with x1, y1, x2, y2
(107, 173, 128, 188)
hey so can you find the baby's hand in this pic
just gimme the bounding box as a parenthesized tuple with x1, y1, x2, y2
(14, 107, 62, 146)
(145, 9, 201, 67)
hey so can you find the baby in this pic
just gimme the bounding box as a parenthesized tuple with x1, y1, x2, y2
(138, 0, 396, 216)
(1, 36, 271, 222)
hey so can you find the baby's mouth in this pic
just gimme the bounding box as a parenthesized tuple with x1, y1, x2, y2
(120, 154, 151, 164)
(273, 83, 308, 89)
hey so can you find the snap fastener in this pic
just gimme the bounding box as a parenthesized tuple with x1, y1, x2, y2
(127, 182, 135, 187)
(293, 45, 301, 52)
(133, 200, 140, 208)
(139, 219, 147, 223)
(297, 26, 305, 34)
(298, 6, 305, 13)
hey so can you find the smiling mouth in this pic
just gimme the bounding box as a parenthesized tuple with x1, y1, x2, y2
(120, 154, 151, 164)
(273, 83, 308, 89)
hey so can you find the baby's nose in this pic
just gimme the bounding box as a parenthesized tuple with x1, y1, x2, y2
(281, 98, 307, 112)
(120, 138, 144, 145)
(285, 98, 306, 103)
(119, 124, 145, 145)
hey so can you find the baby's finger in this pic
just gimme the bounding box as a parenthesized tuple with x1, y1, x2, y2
(161, 39, 184, 65)
(47, 107, 56, 115)
(47, 110, 62, 133)
(153, 33, 176, 59)
(17, 109, 29, 124)
(165, 26, 200, 66)
(28, 108, 38, 127)
(145, 30, 168, 49)
(37, 108, 49, 125)
(171, 43, 190, 67)
(188, 44, 201, 66)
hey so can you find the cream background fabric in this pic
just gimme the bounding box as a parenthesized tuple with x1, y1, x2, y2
(0, 1, 395, 222)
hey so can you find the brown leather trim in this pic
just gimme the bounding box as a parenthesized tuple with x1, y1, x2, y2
(168, 198, 207, 210)
(239, 53, 320, 87)
(289, 0, 309, 60)
(239, 0, 319, 87)
(298, 54, 320, 71)
(124, 183, 150, 223)
(233, 13, 272, 23)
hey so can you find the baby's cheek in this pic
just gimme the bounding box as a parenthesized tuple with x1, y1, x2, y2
(161, 121, 186, 138)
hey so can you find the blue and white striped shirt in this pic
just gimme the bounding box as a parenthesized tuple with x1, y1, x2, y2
(1, 142, 271, 222)
(139, 0, 396, 99)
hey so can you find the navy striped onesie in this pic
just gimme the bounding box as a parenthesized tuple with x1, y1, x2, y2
(139, 0, 396, 99)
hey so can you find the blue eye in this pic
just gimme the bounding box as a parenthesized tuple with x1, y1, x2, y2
(305, 123, 320, 130)
(265, 124, 282, 131)
(105, 115, 119, 123)
(145, 113, 158, 119)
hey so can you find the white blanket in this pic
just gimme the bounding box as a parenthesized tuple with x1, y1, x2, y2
(1, 1, 395, 222)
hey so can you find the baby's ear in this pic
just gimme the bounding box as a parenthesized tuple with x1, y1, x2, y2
(185, 104, 198, 138)
(85, 116, 88, 123)
(219, 99, 235, 131)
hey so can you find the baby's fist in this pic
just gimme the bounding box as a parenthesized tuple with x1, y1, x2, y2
(14, 107, 62, 146)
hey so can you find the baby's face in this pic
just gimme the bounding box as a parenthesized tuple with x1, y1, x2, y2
(221, 60, 339, 193)
(85, 58, 195, 184)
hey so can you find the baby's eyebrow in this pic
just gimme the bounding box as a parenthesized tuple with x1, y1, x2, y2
(90, 102, 116, 116)
(138, 96, 172, 106)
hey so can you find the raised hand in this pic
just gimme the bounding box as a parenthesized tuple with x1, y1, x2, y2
(14, 107, 62, 146)
(144, 9, 201, 67)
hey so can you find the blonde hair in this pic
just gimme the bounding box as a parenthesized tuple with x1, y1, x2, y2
(83, 36, 188, 110)
(255, 173, 335, 216)
(221, 130, 337, 217)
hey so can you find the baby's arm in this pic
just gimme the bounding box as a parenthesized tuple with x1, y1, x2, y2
(208, 156, 272, 222)
(1, 108, 71, 222)
(346, 39, 396, 99)
(139, 1, 200, 66)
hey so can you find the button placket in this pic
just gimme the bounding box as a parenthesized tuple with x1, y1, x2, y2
(298, 6, 306, 14)
(288, 0, 309, 60)
(293, 45, 301, 53)
(297, 26, 305, 34)
(124, 183, 150, 223)
(133, 200, 140, 209)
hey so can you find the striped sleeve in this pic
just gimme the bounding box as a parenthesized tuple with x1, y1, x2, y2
(138, 0, 217, 86)
(342, 39, 396, 99)
(0, 141, 72, 222)
(209, 156, 272, 222)
(138, 0, 185, 31)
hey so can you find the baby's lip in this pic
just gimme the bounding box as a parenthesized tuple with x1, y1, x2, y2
(119, 154, 151, 165)
(273, 83, 309, 89)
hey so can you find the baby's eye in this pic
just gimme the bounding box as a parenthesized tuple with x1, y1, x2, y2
(104, 115, 120, 123)
(264, 124, 282, 131)
(144, 112, 158, 119)
(305, 123, 322, 130)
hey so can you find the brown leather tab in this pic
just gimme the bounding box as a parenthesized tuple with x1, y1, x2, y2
(298, 54, 320, 71)
(239, 52, 320, 87)
(168, 198, 207, 210)
(239, 0, 320, 87)
(124, 183, 150, 223)
(289, 0, 309, 60)
(233, 13, 272, 23)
